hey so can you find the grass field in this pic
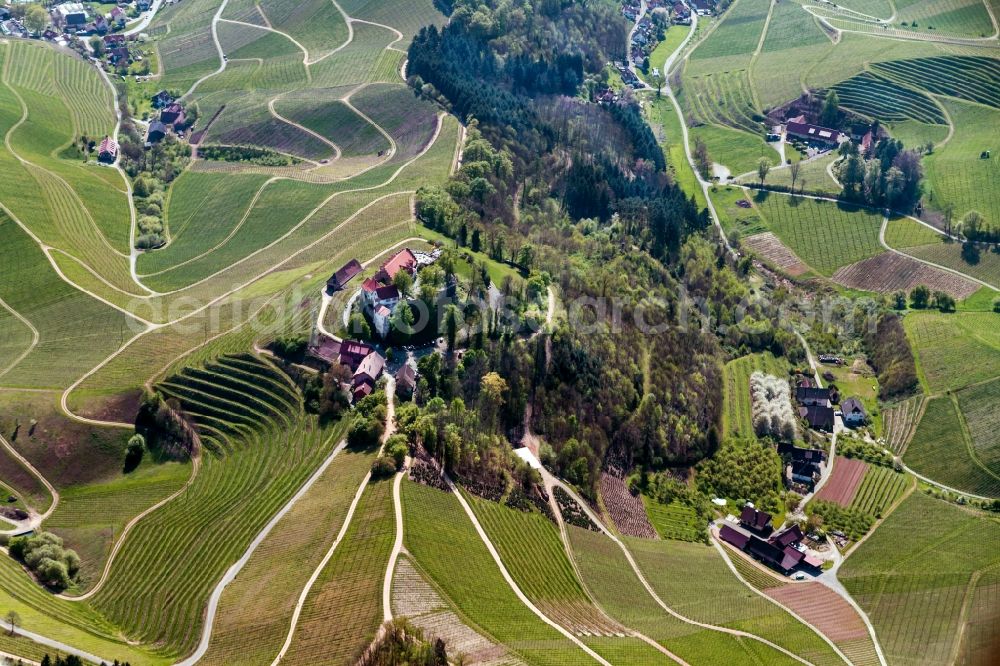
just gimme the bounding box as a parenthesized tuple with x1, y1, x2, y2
(750, 193, 884, 276)
(893, 0, 996, 38)
(903, 310, 1000, 394)
(848, 465, 910, 517)
(687, 0, 770, 73)
(883, 217, 945, 249)
(402, 481, 597, 666)
(722, 351, 789, 438)
(956, 377, 1000, 472)
(922, 100, 1000, 227)
(904, 394, 1000, 497)
(840, 491, 1000, 665)
(746, 152, 840, 194)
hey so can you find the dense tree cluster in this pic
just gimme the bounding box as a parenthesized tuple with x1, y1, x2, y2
(357, 619, 448, 666)
(694, 438, 784, 516)
(4, 532, 80, 590)
(135, 390, 200, 459)
(837, 136, 923, 211)
(198, 144, 299, 166)
(862, 313, 919, 400)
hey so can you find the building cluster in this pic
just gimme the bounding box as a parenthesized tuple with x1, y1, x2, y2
(779, 442, 826, 493)
(47, 1, 147, 37)
(793, 378, 867, 433)
(357, 247, 439, 339)
(306, 333, 417, 403)
(146, 90, 188, 145)
(720, 506, 824, 576)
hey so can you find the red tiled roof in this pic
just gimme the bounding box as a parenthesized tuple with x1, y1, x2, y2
(786, 121, 840, 144)
(379, 248, 416, 281)
(361, 277, 379, 293)
(98, 136, 117, 155)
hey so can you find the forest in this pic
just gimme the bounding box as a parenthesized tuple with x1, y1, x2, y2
(403, 0, 806, 498)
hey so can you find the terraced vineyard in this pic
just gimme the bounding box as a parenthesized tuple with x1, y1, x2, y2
(882, 396, 925, 455)
(627, 538, 846, 666)
(402, 481, 598, 666)
(871, 56, 1000, 109)
(830, 71, 946, 125)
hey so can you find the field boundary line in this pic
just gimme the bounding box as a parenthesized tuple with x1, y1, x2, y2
(138, 176, 280, 278)
(0, 432, 58, 526)
(540, 470, 689, 665)
(132, 112, 444, 302)
(449, 479, 613, 666)
(382, 465, 405, 624)
(267, 95, 342, 158)
(0, 295, 39, 381)
(350, 18, 404, 52)
(216, 18, 310, 66)
(540, 471, 818, 665)
(175, 434, 347, 666)
(710, 534, 852, 665)
(301, 0, 354, 66)
(270, 378, 394, 665)
(181, 0, 233, 99)
(57, 454, 201, 602)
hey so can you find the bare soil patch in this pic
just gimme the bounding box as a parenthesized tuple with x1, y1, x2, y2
(742, 232, 809, 276)
(832, 253, 980, 299)
(599, 472, 656, 539)
(815, 456, 867, 506)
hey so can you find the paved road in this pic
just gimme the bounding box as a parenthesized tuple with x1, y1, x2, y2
(0, 432, 58, 535)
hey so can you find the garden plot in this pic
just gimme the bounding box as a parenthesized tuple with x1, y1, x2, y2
(849, 465, 909, 517)
(832, 252, 980, 299)
(742, 232, 808, 275)
(815, 456, 867, 506)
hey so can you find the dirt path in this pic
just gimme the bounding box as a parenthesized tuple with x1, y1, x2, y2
(175, 435, 349, 666)
(540, 470, 818, 665)
(0, 295, 39, 381)
(57, 453, 201, 602)
(270, 377, 395, 666)
(0, 432, 58, 532)
(448, 477, 613, 666)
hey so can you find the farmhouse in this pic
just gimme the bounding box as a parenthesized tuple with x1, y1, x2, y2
(160, 103, 186, 127)
(840, 397, 867, 426)
(146, 120, 166, 144)
(326, 259, 362, 292)
(786, 121, 841, 146)
(800, 405, 835, 432)
(110, 7, 126, 27)
(103, 33, 125, 47)
(395, 362, 417, 398)
(739, 505, 773, 536)
(352, 351, 385, 398)
(97, 136, 117, 163)
(306, 333, 341, 368)
(722, 522, 823, 576)
(690, 0, 713, 15)
(54, 2, 88, 28)
(108, 47, 129, 65)
(0, 7, 9, 21)
(374, 248, 417, 284)
(339, 340, 374, 370)
(796, 386, 831, 407)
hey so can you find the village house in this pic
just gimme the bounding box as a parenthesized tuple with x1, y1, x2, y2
(146, 120, 167, 144)
(352, 351, 385, 401)
(160, 102, 186, 126)
(0, 6, 9, 21)
(374, 248, 417, 285)
(108, 46, 130, 65)
(152, 90, 174, 109)
(103, 33, 125, 47)
(305, 333, 341, 368)
(690, 0, 714, 16)
(840, 397, 867, 427)
(339, 339, 374, 371)
(780, 442, 826, 491)
(739, 505, 773, 536)
(796, 386, 831, 408)
(395, 362, 417, 399)
(137, 0, 151, 11)
(97, 136, 117, 164)
(800, 404, 835, 432)
(110, 6, 127, 27)
(326, 259, 362, 293)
